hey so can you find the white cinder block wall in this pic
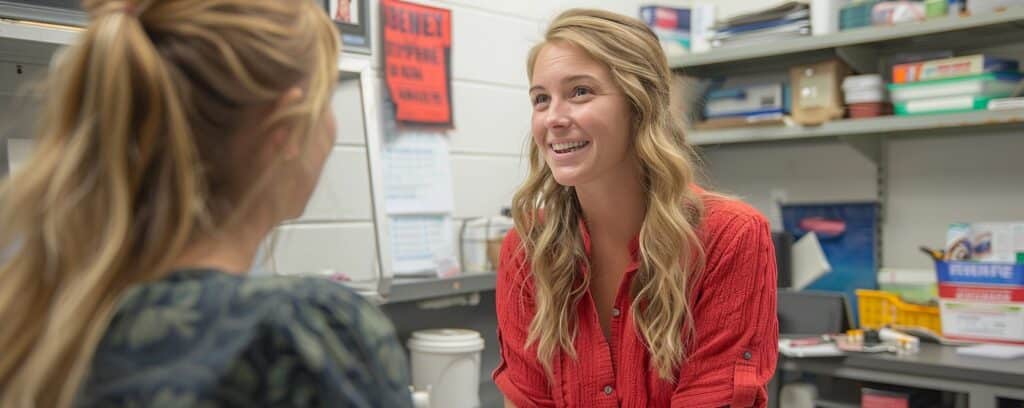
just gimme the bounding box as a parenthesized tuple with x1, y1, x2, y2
(10, 0, 1017, 405)
(5, 0, 1015, 278)
(277, 0, 1021, 277)
(271, 0, 757, 279)
(270, 79, 381, 282)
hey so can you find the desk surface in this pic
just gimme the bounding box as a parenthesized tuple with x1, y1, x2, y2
(788, 343, 1024, 389)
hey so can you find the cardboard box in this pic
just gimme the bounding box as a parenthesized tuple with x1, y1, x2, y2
(939, 299, 1024, 344)
(862, 388, 909, 408)
(936, 260, 1024, 344)
(945, 222, 1024, 263)
(862, 386, 942, 408)
(789, 59, 850, 125)
(972, 222, 1018, 263)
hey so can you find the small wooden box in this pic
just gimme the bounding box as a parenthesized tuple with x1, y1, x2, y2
(789, 59, 850, 125)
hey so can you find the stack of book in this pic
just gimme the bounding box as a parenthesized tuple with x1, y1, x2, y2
(888, 54, 1022, 115)
(709, 1, 810, 49)
(640, 6, 691, 57)
(698, 80, 790, 129)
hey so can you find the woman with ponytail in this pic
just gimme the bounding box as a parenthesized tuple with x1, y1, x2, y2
(0, 0, 411, 407)
(494, 9, 778, 407)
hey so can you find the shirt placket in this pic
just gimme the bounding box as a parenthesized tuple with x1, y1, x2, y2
(610, 263, 639, 404)
(581, 274, 619, 406)
(578, 221, 642, 407)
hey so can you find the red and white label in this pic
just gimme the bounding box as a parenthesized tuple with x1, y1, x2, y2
(939, 283, 1024, 303)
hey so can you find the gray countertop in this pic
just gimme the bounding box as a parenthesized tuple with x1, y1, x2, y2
(841, 343, 1024, 389)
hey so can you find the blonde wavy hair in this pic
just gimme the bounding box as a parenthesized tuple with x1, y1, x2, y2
(0, 0, 339, 406)
(511, 8, 706, 381)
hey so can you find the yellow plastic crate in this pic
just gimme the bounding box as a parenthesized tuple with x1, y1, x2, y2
(856, 289, 941, 333)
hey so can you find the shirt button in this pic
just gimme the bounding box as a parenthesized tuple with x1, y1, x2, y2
(611, 307, 621, 317)
(603, 385, 614, 395)
(743, 351, 753, 360)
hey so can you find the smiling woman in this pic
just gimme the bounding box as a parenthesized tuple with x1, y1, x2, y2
(495, 8, 779, 408)
(528, 43, 634, 187)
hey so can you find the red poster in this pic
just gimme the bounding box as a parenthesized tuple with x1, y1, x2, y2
(382, 0, 452, 127)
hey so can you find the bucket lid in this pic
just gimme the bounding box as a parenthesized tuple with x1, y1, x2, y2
(408, 329, 485, 353)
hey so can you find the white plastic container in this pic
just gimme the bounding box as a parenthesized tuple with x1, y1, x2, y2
(842, 74, 884, 89)
(844, 89, 887, 103)
(460, 216, 513, 274)
(842, 74, 887, 103)
(408, 329, 485, 408)
(690, 4, 716, 53)
(812, 0, 848, 36)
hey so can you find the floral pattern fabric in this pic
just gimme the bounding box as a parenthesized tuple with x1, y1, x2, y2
(77, 269, 412, 408)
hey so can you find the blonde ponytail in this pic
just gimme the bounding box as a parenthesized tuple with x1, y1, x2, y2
(0, 1, 340, 406)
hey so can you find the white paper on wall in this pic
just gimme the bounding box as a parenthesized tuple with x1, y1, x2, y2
(389, 214, 458, 277)
(382, 131, 455, 215)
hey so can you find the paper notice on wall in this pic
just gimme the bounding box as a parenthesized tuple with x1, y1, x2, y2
(383, 131, 455, 215)
(389, 214, 459, 277)
(382, 0, 453, 127)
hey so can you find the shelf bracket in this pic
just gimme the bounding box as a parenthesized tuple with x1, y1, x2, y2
(836, 45, 880, 74)
(840, 134, 887, 268)
(838, 134, 882, 165)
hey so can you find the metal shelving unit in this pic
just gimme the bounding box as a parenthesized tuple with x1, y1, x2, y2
(675, 8, 1024, 163)
(383, 273, 497, 304)
(670, 8, 1024, 75)
(689, 108, 1024, 147)
(0, 1, 85, 28)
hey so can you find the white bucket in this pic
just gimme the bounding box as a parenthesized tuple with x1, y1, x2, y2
(408, 329, 485, 408)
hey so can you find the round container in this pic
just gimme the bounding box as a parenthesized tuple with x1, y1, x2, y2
(843, 74, 888, 104)
(847, 102, 891, 118)
(460, 216, 513, 274)
(842, 74, 884, 90)
(844, 89, 887, 104)
(408, 329, 485, 408)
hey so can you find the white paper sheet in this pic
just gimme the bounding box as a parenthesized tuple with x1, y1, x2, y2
(389, 215, 459, 277)
(956, 344, 1024, 359)
(382, 132, 455, 215)
(792, 231, 832, 290)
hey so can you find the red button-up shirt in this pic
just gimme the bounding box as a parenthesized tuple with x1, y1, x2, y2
(493, 195, 779, 407)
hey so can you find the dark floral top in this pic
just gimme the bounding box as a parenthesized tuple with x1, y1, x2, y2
(77, 269, 412, 408)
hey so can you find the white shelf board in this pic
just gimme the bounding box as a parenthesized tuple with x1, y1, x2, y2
(383, 273, 496, 304)
(0, 18, 77, 45)
(688, 109, 1024, 146)
(0, 18, 78, 65)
